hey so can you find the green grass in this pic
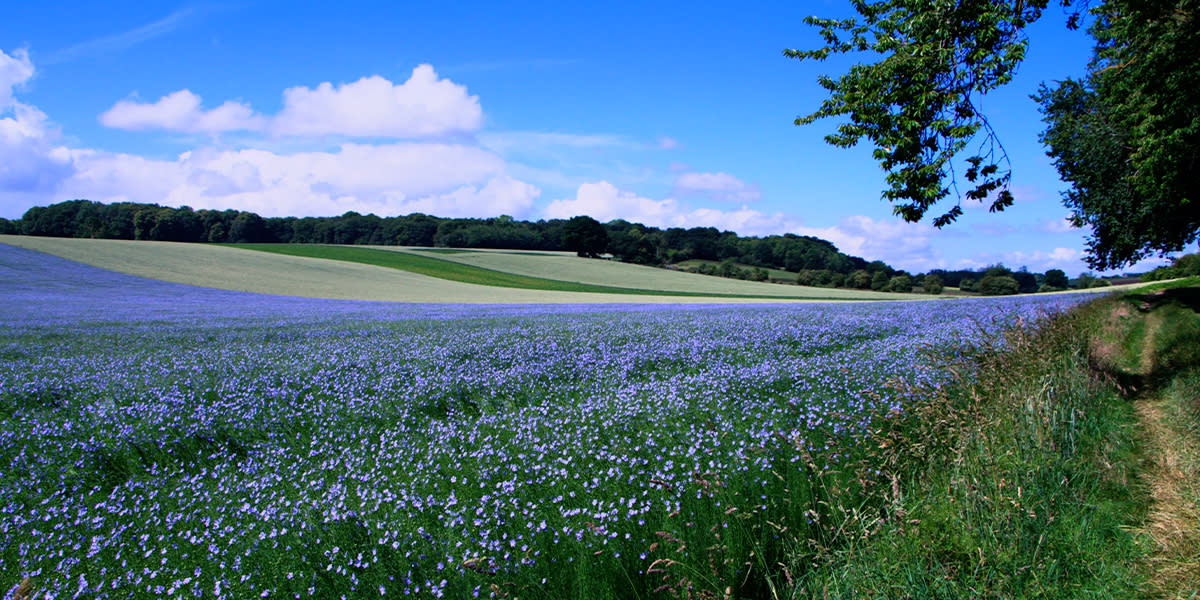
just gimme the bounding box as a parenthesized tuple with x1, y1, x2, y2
(230, 244, 862, 300)
(770, 293, 1175, 598)
(380, 247, 909, 299)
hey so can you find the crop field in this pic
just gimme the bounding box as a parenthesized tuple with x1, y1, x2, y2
(0, 236, 898, 303)
(375, 248, 909, 300)
(0, 244, 1092, 598)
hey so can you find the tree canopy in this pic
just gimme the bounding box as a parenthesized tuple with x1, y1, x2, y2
(787, 0, 1199, 269)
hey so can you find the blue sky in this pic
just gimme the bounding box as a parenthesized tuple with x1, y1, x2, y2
(0, 1, 1174, 275)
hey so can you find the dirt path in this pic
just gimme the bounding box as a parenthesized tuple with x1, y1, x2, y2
(1131, 307, 1200, 598)
(1135, 396, 1200, 598)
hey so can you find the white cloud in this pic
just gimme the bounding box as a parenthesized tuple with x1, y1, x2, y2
(393, 175, 540, 218)
(272, 65, 481, 138)
(657, 136, 678, 150)
(0, 49, 76, 214)
(791, 215, 941, 271)
(957, 247, 1086, 274)
(673, 171, 760, 203)
(56, 142, 528, 218)
(0, 48, 35, 109)
(99, 90, 263, 135)
(98, 64, 481, 139)
(544, 181, 682, 224)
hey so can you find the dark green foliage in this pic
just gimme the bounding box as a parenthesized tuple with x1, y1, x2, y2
(0, 218, 15, 235)
(1036, 1, 1200, 270)
(847, 269, 872, 289)
(958, 277, 977, 292)
(922, 273, 944, 294)
(561, 215, 609, 258)
(1012, 269, 1037, 293)
(1142, 253, 1200, 281)
(1075, 272, 1112, 289)
(791, 0, 1199, 270)
(870, 270, 889, 291)
(1044, 268, 1069, 289)
(888, 274, 912, 293)
(978, 274, 1020, 295)
(9, 200, 888, 276)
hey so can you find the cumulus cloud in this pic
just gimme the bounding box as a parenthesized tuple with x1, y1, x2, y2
(1, 48, 537, 220)
(544, 181, 682, 225)
(673, 171, 760, 203)
(100, 90, 263, 135)
(56, 142, 531, 218)
(0, 49, 76, 214)
(958, 247, 1086, 274)
(272, 66, 481, 138)
(791, 215, 941, 271)
(98, 64, 481, 139)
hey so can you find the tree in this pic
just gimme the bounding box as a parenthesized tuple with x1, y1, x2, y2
(870, 270, 890, 291)
(1043, 268, 1069, 289)
(787, 0, 1200, 269)
(922, 273, 944, 294)
(888, 274, 913, 293)
(561, 216, 609, 258)
(848, 269, 873, 289)
(978, 274, 1020, 295)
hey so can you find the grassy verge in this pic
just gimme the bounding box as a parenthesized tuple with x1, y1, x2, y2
(228, 244, 848, 300)
(750, 287, 1200, 598)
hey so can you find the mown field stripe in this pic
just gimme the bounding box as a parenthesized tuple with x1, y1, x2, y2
(228, 244, 835, 300)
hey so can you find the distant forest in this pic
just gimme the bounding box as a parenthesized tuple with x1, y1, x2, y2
(0, 199, 1094, 293)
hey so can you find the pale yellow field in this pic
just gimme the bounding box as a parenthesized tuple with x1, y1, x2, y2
(380, 246, 925, 300)
(2, 236, 850, 304)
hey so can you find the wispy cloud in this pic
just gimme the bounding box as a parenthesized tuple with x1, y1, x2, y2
(44, 7, 200, 64)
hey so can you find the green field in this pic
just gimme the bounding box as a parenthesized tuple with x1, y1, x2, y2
(1, 236, 920, 302)
(230, 243, 810, 299)
(382, 246, 918, 300)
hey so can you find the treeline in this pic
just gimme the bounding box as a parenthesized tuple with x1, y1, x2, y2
(1, 199, 885, 274)
(0, 199, 1114, 295)
(1141, 253, 1200, 282)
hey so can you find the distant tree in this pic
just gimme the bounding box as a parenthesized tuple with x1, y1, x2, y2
(1043, 268, 1069, 289)
(888, 274, 913, 293)
(922, 274, 944, 295)
(561, 216, 609, 258)
(0, 218, 14, 235)
(979, 275, 1020, 295)
(870, 271, 889, 291)
(228, 212, 268, 243)
(1074, 272, 1112, 289)
(1176, 254, 1200, 278)
(959, 277, 977, 293)
(1011, 270, 1038, 294)
(847, 269, 872, 289)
